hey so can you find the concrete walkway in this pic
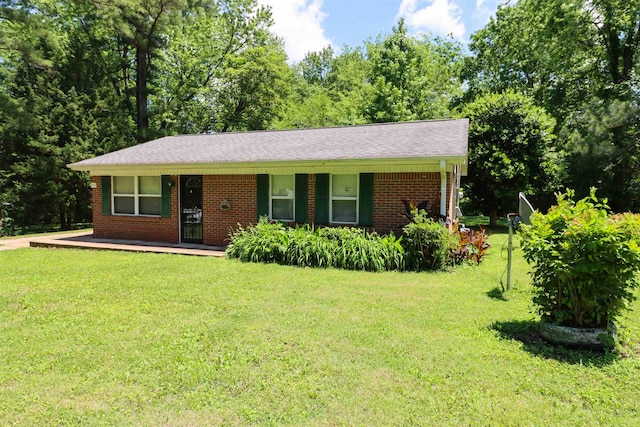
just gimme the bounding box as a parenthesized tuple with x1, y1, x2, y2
(0, 230, 92, 251)
(1, 231, 226, 257)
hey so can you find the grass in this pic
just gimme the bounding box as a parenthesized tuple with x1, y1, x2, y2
(1, 233, 639, 426)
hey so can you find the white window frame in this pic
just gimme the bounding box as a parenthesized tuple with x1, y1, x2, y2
(112, 176, 162, 217)
(269, 174, 295, 222)
(330, 174, 359, 225)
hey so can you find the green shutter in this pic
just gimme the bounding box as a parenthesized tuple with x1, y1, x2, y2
(315, 173, 330, 225)
(359, 173, 374, 226)
(295, 174, 308, 223)
(161, 175, 172, 218)
(256, 174, 270, 221)
(101, 176, 111, 216)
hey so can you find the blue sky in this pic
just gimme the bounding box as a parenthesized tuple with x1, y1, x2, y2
(257, 0, 508, 62)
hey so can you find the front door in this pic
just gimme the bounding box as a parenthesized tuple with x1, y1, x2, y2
(180, 175, 203, 243)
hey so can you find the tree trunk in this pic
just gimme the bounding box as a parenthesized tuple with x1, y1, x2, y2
(59, 207, 70, 231)
(489, 208, 498, 227)
(136, 43, 149, 143)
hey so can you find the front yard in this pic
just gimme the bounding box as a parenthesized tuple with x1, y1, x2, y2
(1, 233, 639, 425)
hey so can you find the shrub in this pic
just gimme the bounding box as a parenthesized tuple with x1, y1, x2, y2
(451, 221, 491, 265)
(520, 189, 640, 328)
(228, 215, 487, 273)
(613, 212, 640, 241)
(402, 212, 457, 271)
(224, 219, 289, 264)
(226, 218, 405, 272)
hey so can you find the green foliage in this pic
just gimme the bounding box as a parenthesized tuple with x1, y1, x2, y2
(451, 222, 491, 265)
(463, 0, 597, 118)
(463, 0, 640, 213)
(226, 218, 405, 272)
(401, 212, 457, 271)
(298, 45, 335, 86)
(0, 0, 285, 232)
(365, 19, 464, 123)
(274, 46, 372, 129)
(227, 214, 489, 273)
(521, 189, 640, 327)
(562, 98, 640, 212)
(461, 91, 563, 225)
(151, 2, 287, 134)
(0, 2, 134, 232)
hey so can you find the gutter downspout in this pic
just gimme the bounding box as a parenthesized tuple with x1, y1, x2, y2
(439, 160, 447, 218)
(452, 164, 461, 220)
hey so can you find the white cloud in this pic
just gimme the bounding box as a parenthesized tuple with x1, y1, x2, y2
(472, 0, 507, 31)
(258, 0, 332, 63)
(396, 0, 466, 41)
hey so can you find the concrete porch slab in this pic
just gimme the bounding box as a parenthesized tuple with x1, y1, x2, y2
(28, 232, 226, 257)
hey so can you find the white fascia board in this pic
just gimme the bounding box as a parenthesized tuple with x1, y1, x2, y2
(69, 156, 468, 176)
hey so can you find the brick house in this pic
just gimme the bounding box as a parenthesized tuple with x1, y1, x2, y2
(68, 119, 469, 247)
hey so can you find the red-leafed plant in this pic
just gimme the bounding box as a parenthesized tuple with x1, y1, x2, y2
(451, 221, 491, 265)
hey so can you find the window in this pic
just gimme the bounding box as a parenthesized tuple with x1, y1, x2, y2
(112, 176, 162, 216)
(270, 175, 294, 221)
(331, 174, 358, 224)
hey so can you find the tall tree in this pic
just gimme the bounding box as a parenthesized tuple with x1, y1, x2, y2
(1, 1, 132, 231)
(275, 46, 371, 129)
(365, 19, 463, 123)
(0, 0, 296, 233)
(461, 92, 563, 226)
(464, 0, 640, 211)
(463, 0, 597, 121)
(0, 0, 62, 69)
(87, 0, 186, 143)
(150, 0, 286, 133)
(299, 45, 334, 86)
(562, 98, 640, 211)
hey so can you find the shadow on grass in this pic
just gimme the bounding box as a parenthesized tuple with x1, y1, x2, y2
(486, 287, 508, 301)
(490, 320, 620, 366)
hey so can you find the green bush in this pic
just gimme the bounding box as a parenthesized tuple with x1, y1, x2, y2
(226, 218, 405, 272)
(520, 189, 640, 328)
(227, 215, 485, 273)
(613, 212, 640, 241)
(402, 212, 457, 271)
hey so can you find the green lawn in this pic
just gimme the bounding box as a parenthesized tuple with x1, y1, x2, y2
(1, 233, 639, 426)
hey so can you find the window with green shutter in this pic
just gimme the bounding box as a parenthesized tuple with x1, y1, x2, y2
(111, 176, 162, 216)
(331, 174, 358, 224)
(270, 175, 295, 221)
(315, 173, 373, 226)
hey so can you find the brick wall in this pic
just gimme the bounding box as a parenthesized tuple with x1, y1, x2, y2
(202, 175, 256, 246)
(373, 172, 449, 235)
(92, 172, 450, 247)
(92, 175, 180, 243)
(307, 174, 316, 223)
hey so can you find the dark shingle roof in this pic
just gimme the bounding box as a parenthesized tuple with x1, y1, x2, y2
(69, 119, 468, 170)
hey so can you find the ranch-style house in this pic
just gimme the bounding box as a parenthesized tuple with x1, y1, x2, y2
(68, 119, 469, 247)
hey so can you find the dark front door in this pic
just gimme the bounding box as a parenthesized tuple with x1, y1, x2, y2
(180, 175, 203, 243)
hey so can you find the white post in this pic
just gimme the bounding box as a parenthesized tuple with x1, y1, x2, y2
(439, 160, 447, 217)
